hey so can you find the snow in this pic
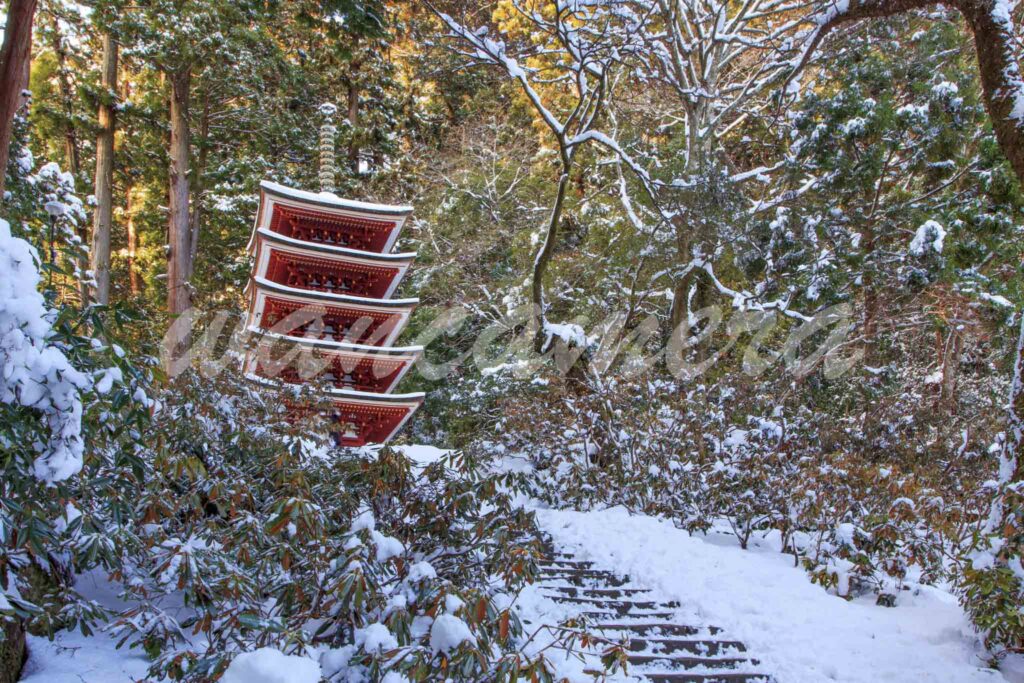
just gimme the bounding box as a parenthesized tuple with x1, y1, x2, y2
(542, 321, 591, 349)
(909, 220, 947, 256)
(0, 217, 90, 482)
(20, 630, 150, 683)
(372, 530, 405, 562)
(356, 622, 399, 653)
(406, 560, 438, 583)
(980, 292, 1014, 308)
(261, 180, 413, 215)
(394, 443, 451, 468)
(429, 614, 476, 654)
(221, 647, 322, 683)
(536, 506, 1000, 683)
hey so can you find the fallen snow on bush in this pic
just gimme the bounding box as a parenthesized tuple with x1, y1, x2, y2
(536, 506, 1001, 683)
(221, 647, 322, 683)
(0, 217, 89, 481)
(429, 613, 476, 654)
(394, 443, 452, 468)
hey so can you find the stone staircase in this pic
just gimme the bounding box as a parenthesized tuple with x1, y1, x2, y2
(533, 548, 773, 683)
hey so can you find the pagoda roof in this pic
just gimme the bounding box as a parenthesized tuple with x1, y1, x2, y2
(252, 230, 414, 299)
(245, 372, 424, 403)
(248, 276, 419, 309)
(250, 228, 417, 263)
(327, 390, 423, 445)
(247, 181, 414, 255)
(243, 339, 421, 394)
(245, 373, 423, 445)
(324, 387, 425, 403)
(247, 327, 423, 356)
(261, 181, 413, 216)
(245, 278, 416, 347)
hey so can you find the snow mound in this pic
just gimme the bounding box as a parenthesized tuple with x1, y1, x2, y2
(429, 614, 476, 654)
(356, 622, 399, 653)
(395, 444, 451, 468)
(221, 648, 321, 683)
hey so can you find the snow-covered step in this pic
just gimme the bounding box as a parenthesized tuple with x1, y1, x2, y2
(626, 654, 756, 669)
(535, 537, 774, 683)
(539, 571, 633, 587)
(626, 638, 747, 657)
(543, 586, 652, 598)
(642, 673, 771, 683)
(539, 558, 595, 570)
(546, 595, 679, 612)
(580, 610, 680, 621)
(595, 623, 723, 638)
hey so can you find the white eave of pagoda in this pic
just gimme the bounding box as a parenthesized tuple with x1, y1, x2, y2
(245, 276, 418, 348)
(246, 180, 414, 255)
(247, 327, 424, 356)
(243, 328, 423, 394)
(251, 228, 415, 299)
(325, 387, 425, 445)
(244, 372, 425, 405)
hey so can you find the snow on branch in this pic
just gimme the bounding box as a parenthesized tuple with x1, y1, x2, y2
(434, 12, 567, 135)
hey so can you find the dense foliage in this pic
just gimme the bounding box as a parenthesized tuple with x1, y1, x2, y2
(2, 0, 1024, 677)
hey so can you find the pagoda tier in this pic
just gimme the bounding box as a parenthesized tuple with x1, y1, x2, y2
(243, 330, 422, 394)
(248, 181, 412, 255)
(245, 277, 417, 348)
(251, 228, 415, 299)
(246, 374, 424, 447)
(327, 390, 425, 447)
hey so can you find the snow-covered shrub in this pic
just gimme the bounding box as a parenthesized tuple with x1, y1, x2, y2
(961, 519, 1024, 658)
(793, 454, 954, 598)
(481, 343, 1000, 607)
(0, 180, 155, 647)
(0, 217, 88, 481)
(108, 368, 554, 681)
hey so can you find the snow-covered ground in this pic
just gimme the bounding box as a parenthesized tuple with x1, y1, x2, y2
(535, 506, 1006, 683)
(20, 629, 149, 683)
(15, 454, 1013, 683)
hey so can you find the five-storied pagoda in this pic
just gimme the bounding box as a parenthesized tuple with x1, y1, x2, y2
(241, 105, 424, 446)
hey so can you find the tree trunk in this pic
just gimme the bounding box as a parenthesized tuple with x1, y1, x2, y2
(126, 185, 139, 296)
(50, 14, 90, 303)
(0, 616, 26, 683)
(532, 162, 571, 351)
(0, 0, 39, 204)
(166, 68, 192, 364)
(669, 220, 696, 333)
(49, 15, 79, 179)
(187, 89, 210, 279)
(347, 78, 360, 174)
(90, 32, 117, 305)
(961, 0, 1024, 185)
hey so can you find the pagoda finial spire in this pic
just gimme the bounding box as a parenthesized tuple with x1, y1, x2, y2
(318, 102, 338, 194)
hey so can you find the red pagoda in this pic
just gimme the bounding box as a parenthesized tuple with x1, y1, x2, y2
(243, 178, 424, 446)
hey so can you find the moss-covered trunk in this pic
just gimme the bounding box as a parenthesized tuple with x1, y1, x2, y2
(0, 618, 26, 683)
